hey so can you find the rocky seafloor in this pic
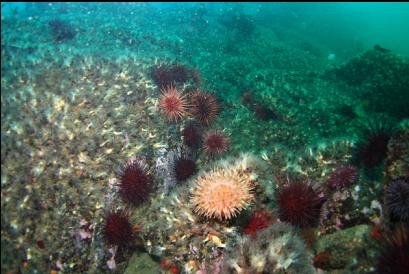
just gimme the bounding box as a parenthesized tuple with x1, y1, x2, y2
(1, 3, 409, 274)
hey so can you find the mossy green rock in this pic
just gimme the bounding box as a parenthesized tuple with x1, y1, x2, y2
(314, 225, 370, 270)
(124, 252, 161, 274)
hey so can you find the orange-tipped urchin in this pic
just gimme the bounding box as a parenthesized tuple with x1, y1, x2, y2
(192, 156, 257, 221)
(158, 85, 189, 121)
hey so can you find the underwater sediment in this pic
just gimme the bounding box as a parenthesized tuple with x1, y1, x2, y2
(1, 3, 409, 274)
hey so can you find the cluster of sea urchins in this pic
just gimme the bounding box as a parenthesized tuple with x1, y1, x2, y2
(157, 69, 230, 157)
(158, 85, 220, 126)
(181, 122, 230, 157)
(103, 64, 231, 249)
(103, 158, 155, 247)
(100, 61, 401, 274)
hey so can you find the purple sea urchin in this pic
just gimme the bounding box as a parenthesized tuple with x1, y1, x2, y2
(182, 122, 203, 149)
(151, 63, 189, 88)
(190, 91, 220, 125)
(327, 165, 359, 189)
(385, 177, 409, 223)
(103, 211, 133, 247)
(276, 180, 326, 228)
(173, 157, 197, 182)
(119, 158, 154, 206)
(354, 119, 394, 169)
(168, 149, 197, 183)
(376, 225, 409, 274)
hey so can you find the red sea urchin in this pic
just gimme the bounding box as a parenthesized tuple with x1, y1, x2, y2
(327, 165, 359, 189)
(385, 177, 409, 223)
(376, 225, 409, 274)
(190, 91, 220, 125)
(119, 158, 154, 206)
(203, 131, 229, 156)
(103, 211, 133, 247)
(276, 180, 326, 228)
(243, 210, 275, 236)
(158, 85, 189, 122)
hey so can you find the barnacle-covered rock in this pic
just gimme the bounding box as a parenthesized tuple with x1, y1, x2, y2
(223, 223, 315, 274)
